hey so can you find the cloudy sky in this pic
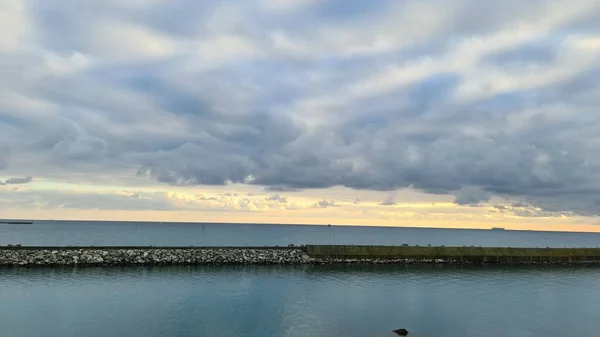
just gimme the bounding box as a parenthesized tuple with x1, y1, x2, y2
(1, 0, 600, 231)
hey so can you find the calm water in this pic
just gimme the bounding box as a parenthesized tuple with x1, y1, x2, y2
(1, 220, 600, 247)
(1, 264, 600, 337)
(2, 222, 600, 336)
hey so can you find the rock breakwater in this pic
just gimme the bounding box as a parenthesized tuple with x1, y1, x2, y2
(0, 248, 312, 266)
(0, 247, 472, 266)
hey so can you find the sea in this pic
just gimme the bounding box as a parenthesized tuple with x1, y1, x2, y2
(2, 220, 600, 337)
(1, 220, 600, 247)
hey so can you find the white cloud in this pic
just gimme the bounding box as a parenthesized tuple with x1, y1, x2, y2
(194, 35, 263, 70)
(261, 0, 319, 11)
(41, 51, 94, 76)
(0, 0, 32, 51)
(89, 21, 178, 61)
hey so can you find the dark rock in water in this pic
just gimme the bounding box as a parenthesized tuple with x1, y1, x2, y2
(393, 328, 409, 336)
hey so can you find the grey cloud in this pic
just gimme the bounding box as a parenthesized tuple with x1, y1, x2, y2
(51, 134, 108, 161)
(313, 199, 336, 208)
(4, 176, 33, 185)
(265, 194, 288, 203)
(58, 195, 171, 211)
(0, 150, 8, 170)
(492, 202, 573, 218)
(2, 0, 600, 217)
(236, 198, 255, 210)
(485, 43, 557, 69)
(134, 109, 304, 186)
(379, 194, 397, 206)
(454, 187, 491, 205)
(265, 186, 301, 192)
(308, 0, 389, 21)
(0, 190, 175, 211)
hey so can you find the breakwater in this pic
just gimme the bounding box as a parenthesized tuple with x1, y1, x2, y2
(0, 247, 310, 266)
(2, 245, 600, 266)
(306, 245, 600, 263)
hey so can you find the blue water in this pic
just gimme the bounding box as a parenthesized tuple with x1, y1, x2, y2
(1, 220, 600, 247)
(1, 264, 600, 337)
(2, 222, 600, 337)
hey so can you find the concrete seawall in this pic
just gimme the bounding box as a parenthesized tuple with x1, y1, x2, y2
(2, 245, 600, 266)
(306, 245, 600, 263)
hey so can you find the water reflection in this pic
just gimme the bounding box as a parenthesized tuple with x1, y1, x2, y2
(1, 265, 599, 337)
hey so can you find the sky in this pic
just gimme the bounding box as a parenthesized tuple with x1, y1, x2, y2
(1, 0, 600, 231)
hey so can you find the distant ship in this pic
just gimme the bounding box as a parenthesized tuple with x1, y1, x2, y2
(491, 227, 505, 231)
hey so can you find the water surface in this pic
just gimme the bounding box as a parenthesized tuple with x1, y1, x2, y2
(1, 220, 599, 247)
(1, 265, 599, 337)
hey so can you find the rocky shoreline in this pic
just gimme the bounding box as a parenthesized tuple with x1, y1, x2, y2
(1, 247, 598, 266)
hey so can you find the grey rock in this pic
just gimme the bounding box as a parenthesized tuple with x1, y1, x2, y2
(393, 328, 409, 336)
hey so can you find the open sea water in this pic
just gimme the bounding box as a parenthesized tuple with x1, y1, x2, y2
(1, 220, 600, 247)
(2, 221, 600, 337)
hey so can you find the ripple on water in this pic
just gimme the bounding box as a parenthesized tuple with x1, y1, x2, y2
(1, 265, 600, 337)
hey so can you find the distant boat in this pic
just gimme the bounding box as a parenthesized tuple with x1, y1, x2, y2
(0, 221, 33, 225)
(491, 227, 505, 231)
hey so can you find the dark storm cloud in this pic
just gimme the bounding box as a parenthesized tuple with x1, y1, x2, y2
(2, 0, 600, 216)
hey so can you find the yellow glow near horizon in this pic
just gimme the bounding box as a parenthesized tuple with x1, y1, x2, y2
(2, 207, 599, 233)
(2, 180, 599, 233)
